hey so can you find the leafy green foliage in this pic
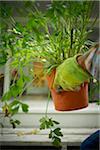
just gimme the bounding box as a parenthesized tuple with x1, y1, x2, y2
(9, 100, 20, 115)
(2, 91, 12, 102)
(2, 84, 23, 102)
(21, 103, 29, 112)
(96, 100, 100, 105)
(0, 49, 7, 66)
(2, 99, 29, 116)
(21, 1, 95, 74)
(0, 1, 97, 146)
(40, 117, 59, 130)
(40, 117, 63, 147)
(10, 119, 21, 129)
(49, 127, 63, 147)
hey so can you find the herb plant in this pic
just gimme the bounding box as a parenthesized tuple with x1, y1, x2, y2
(0, 0, 98, 147)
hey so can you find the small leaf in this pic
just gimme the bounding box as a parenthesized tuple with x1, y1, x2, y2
(10, 119, 16, 129)
(40, 123, 46, 130)
(52, 136, 61, 147)
(10, 105, 20, 115)
(49, 118, 54, 127)
(14, 120, 21, 125)
(53, 128, 63, 137)
(9, 100, 20, 115)
(39, 117, 46, 123)
(49, 130, 52, 138)
(10, 119, 21, 128)
(21, 103, 29, 112)
(10, 85, 20, 97)
(53, 120, 60, 125)
(2, 91, 11, 101)
(39, 117, 47, 130)
(45, 120, 50, 128)
(17, 77, 24, 88)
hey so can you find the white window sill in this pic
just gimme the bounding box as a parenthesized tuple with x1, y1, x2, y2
(20, 95, 99, 114)
(0, 127, 98, 147)
(0, 95, 99, 128)
(0, 95, 99, 148)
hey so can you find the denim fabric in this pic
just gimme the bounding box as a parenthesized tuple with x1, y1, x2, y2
(80, 130, 99, 150)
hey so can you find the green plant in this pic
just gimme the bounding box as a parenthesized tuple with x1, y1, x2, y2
(0, 1, 63, 147)
(40, 91, 63, 147)
(0, 0, 98, 147)
(28, 1, 96, 74)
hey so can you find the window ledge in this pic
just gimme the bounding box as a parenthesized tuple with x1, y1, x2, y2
(20, 95, 99, 114)
(0, 95, 99, 128)
(0, 127, 98, 149)
(0, 95, 99, 114)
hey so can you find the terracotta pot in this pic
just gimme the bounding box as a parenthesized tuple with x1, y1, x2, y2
(47, 69, 88, 111)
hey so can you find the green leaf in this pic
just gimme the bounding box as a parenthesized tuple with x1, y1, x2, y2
(9, 100, 20, 115)
(10, 119, 16, 129)
(96, 100, 100, 105)
(53, 120, 60, 125)
(49, 130, 52, 138)
(45, 120, 50, 128)
(10, 119, 20, 129)
(40, 117, 52, 129)
(10, 85, 20, 97)
(53, 128, 63, 137)
(52, 136, 61, 147)
(49, 118, 54, 127)
(40, 123, 46, 130)
(11, 105, 19, 114)
(39, 117, 46, 123)
(2, 91, 11, 101)
(21, 103, 29, 112)
(17, 77, 24, 88)
(14, 120, 21, 125)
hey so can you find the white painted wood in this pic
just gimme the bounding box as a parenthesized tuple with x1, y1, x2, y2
(0, 99, 99, 128)
(1, 128, 98, 135)
(3, 59, 11, 94)
(14, 96, 99, 114)
(0, 128, 98, 147)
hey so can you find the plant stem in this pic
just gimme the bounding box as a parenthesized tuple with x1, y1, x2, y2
(70, 28, 73, 50)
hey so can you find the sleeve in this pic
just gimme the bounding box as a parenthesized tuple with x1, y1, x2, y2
(89, 47, 100, 81)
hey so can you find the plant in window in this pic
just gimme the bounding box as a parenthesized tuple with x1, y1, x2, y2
(29, 1, 97, 111)
(0, 1, 63, 147)
(0, 1, 98, 148)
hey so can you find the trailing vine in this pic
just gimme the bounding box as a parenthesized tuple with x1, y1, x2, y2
(40, 91, 63, 147)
